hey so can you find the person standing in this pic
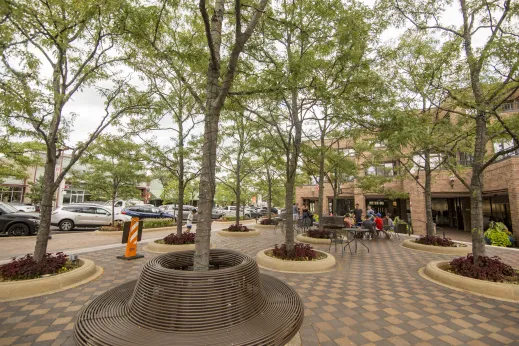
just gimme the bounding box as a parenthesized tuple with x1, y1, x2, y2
(353, 203, 363, 225)
(367, 205, 375, 217)
(292, 203, 299, 220)
(186, 209, 197, 232)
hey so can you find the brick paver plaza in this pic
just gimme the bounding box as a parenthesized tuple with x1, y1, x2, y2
(1, 227, 519, 346)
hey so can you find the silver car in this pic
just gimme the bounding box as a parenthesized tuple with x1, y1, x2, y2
(51, 204, 131, 231)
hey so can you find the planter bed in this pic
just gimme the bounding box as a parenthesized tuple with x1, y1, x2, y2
(421, 260, 519, 302)
(256, 249, 336, 273)
(402, 238, 470, 256)
(144, 241, 215, 253)
(216, 229, 260, 237)
(0, 258, 102, 302)
(296, 233, 331, 245)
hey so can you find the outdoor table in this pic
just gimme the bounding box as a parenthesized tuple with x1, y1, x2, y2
(336, 228, 371, 255)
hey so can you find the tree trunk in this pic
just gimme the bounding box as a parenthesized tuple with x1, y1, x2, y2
(470, 113, 487, 261)
(424, 151, 435, 236)
(33, 158, 58, 262)
(267, 166, 272, 220)
(284, 88, 301, 251)
(235, 179, 241, 227)
(177, 120, 185, 236)
(177, 183, 185, 236)
(318, 136, 325, 229)
(111, 191, 116, 226)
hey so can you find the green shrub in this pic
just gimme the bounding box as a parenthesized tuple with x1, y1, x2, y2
(485, 229, 512, 247)
(485, 221, 512, 247)
(142, 218, 176, 229)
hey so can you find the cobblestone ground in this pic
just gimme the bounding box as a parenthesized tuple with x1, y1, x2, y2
(1, 228, 519, 346)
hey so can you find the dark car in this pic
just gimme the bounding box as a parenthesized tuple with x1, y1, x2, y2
(259, 207, 278, 216)
(0, 202, 40, 236)
(121, 205, 176, 220)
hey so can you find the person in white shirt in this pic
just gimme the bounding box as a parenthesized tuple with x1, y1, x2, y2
(186, 209, 197, 232)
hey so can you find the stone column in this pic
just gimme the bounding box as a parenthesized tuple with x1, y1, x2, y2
(408, 188, 426, 236)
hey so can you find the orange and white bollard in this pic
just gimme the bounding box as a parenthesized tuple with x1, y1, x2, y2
(117, 217, 144, 260)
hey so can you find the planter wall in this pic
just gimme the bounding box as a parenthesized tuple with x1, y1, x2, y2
(0, 259, 102, 302)
(296, 234, 331, 245)
(256, 249, 336, 273)
(94, 226, 176, 236)
(402, 239, 470, 256)
(255, 224, 277, 229)
(216, 229, 260, 237)
(422, 260, 519, 302)
(144, 242, 215, 253)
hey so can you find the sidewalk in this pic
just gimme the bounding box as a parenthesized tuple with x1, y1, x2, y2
(0, 221, 255, 262)
(1, 228, 518, 345)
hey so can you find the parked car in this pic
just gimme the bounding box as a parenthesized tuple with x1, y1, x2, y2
(212, 208, 225, 219)
(259, 207, 278, 216)
(0, 202, 40, 236)
(221, 206, 245, 217)
(51, 204, 131, 231)
(244, 208, 261, 219)
(121, 205, 176, 220)
(8, 202, 36, 213)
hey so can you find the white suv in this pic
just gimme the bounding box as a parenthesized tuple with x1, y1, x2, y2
(51, 204, 131, 231)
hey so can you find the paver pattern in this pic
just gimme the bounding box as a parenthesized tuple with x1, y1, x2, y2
(1, 228, 518, 346)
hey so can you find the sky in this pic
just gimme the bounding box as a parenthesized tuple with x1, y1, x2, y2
(48, 0, 493, 148)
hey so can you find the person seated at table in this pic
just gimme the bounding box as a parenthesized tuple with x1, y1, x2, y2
(384, 214, 395, 230)
(343, 213, 352, 228)
(361, 216, 376, 240)
(375, 213, 390, 239)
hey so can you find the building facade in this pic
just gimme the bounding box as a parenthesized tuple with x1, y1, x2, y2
(296, 102, 519, 237)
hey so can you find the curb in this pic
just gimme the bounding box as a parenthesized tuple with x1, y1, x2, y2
(254, 224, 277, 229)
(255, 249, 336, 273)
(0, 258, 103, 302)
(420, 260, 519, 302)
(401, 239, 470, 256)
(216, 229, 260, 237)
(296, 234, 331, 245)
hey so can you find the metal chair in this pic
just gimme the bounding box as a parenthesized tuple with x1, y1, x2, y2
(328, 230, 352, 256)
(384, 225, 399, 239)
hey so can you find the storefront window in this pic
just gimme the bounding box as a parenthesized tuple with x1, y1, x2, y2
(0, 186, 24, 203)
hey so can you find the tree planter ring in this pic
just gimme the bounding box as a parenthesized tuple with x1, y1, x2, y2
(402, 239, 470, 256)
(144, 242, 215, 253)
(0, 259, 103, 302)
(296, 234, 331, 245)
(420, 260, 519, 302)
(216, 229, 260, 237)
(256, 249, 336, 273)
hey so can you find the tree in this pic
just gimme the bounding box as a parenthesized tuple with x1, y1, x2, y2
(135, 79, 202, 236)
(193, 0, 268, 270)
(386, 0, 519, 261)
(0, 0, 152, 262)
(0, 140, 43, 183)
(239, 0, 375, 248)
(380, 32, 472, 236)
(72, 136, 146, 224)
(217, 109, 259, 225)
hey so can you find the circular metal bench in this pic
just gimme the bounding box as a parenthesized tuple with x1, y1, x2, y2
(74, 249, 304, 346)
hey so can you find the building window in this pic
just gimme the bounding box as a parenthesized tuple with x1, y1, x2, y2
(501, 102, 514, 112)
(0, 186, 24, 203)
(365, 162, 395, 177)
(493, 139, 519, 160)
(63, 189, 85, 204)
(458, 152, 473, 166)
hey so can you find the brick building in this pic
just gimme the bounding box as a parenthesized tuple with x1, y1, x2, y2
(296, 100, 519, 237)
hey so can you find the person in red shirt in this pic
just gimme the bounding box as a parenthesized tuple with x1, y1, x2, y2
(375, 213, 390, 239)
